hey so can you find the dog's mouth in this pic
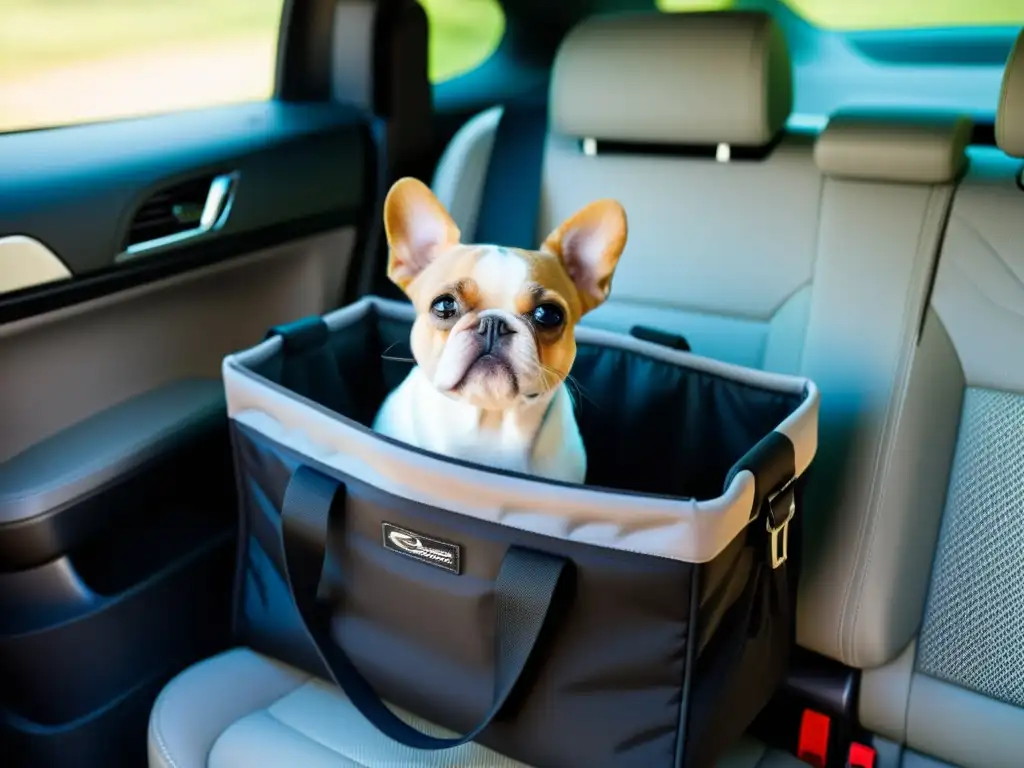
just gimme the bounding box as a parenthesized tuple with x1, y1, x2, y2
(451, 353, 520, 397)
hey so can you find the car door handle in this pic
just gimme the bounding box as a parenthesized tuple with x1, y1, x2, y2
(116, 171, 239, 262)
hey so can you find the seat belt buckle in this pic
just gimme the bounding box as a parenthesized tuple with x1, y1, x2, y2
(796, 708, 830, 767)
(766, 479, 796, 569)
(846, 742, 876, 768)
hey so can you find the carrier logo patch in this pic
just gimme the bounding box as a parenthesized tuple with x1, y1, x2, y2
(382, 523, 461, 574)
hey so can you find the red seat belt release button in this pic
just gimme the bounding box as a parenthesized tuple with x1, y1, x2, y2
(847, 742, 877, 768)
(797, 708, 830, 767)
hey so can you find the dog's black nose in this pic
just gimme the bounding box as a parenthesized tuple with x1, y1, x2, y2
(477, 316, 514, 353)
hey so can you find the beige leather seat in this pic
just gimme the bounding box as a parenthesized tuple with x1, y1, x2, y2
(849, 30, 1024, 768)
(146, 11, 975, 768)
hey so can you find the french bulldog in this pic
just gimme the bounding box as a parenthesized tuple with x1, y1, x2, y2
(372, 178, 627, 484)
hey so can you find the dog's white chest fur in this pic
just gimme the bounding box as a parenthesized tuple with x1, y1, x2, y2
(373, 367, 587, 484)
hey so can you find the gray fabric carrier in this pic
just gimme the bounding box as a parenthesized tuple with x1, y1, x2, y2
(223, 296, 819, 768)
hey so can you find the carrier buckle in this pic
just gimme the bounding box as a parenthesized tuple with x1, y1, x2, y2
(766, 479, 796, 569)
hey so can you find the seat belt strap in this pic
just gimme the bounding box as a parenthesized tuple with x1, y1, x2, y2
(474, 99, 549, 250)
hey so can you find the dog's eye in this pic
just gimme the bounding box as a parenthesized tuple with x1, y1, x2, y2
(532, 303, 564, 328)
(431, 295, 458, 320)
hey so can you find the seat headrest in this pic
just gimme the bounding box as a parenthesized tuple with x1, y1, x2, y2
(814, 113, 973, 184)
(996, 28, 1024, 157)
(550, 11, 792, 147)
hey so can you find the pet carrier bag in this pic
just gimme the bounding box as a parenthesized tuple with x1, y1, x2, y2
(223, 296, 818, 768)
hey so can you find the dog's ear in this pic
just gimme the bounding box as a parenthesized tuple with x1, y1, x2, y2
(384, 177, 461, 290)
(541, 199, 627, 315)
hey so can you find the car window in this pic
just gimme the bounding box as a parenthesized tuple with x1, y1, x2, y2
(658, 0, 1024, 127)
(0, 0, 285, 134)
(0, 0, 505, 136)
(423, 0, 504, 83)
(658, 0, 1024, 27)
(784, 0, 1024, 30)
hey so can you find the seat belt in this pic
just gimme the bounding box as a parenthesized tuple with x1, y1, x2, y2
(340, 0, 432, 305)
(363, 97, 548, 301)
(473, 99, 549, 250)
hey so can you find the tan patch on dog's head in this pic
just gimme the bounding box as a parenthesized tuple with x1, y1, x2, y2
(383, 178, 627, 410)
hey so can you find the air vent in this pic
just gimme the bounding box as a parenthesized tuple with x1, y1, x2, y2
(122, 172, 238, 256)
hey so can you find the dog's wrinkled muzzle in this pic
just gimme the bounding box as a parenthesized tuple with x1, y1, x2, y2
(476, 315, 515, 355)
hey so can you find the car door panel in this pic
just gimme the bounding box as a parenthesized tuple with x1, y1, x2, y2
(0, 379, 228, 569)
(0, 378, 236, 766)
(0, 101, 368, 314)
(0, 93, 372, 765)
(0, 227, 355, 461)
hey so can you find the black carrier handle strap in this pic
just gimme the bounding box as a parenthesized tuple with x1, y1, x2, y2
(629, 325, 691, 352)
(265, 316, 329, 351)
(281, 464, 568, 750)
(265, 318, 366, 419)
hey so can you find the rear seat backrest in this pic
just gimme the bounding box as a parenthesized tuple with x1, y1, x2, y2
(434, 10, 972, 675)
(858, 31, 1024, 768)
(435, 11, 822, 373)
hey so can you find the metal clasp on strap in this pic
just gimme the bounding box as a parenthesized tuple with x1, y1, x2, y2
(766, 477, 796, 570)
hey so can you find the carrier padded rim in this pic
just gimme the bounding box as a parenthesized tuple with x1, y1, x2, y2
(222, 297, 819, 564)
